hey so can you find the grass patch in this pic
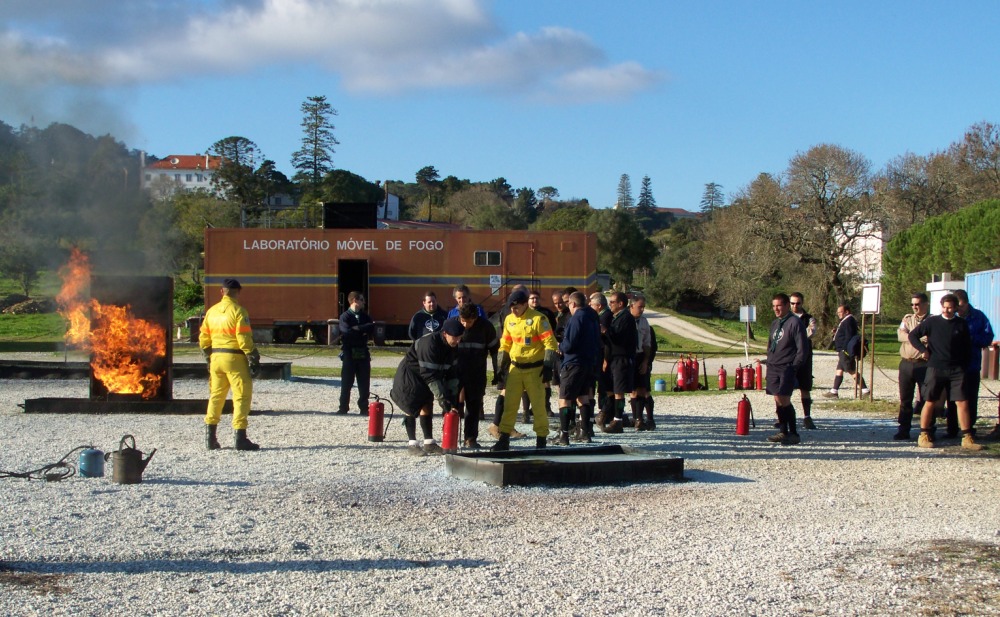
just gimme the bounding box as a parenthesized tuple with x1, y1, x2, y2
(820, 397, 899, 417)
(0, 313, 66, 342)
(650, 324, 749, 357)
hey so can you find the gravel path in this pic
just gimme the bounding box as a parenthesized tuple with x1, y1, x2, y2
(1, 353, 998, 616)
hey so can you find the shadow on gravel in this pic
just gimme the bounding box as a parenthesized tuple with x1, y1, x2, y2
(682, 470, 754, 484)
(604, 414, 992, 462)
(289, 377, 340, 386)
(9, 556, 492, 575)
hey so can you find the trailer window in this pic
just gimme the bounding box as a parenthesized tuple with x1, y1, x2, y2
(474, 251, 501, 267)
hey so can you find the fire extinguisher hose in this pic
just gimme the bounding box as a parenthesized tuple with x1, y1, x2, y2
(373, 393, 396, 440)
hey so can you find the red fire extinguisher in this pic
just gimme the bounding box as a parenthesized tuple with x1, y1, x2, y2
(734, 364, 743, 390)
(718, 365, 727, 390)
(367, 397, 385, 442)
(686, 355, 698, 391)
(736, 394, 754, 435)
(675, 359, 686, 392)
(441, 409, 460, 454)
(741, 365, 754, 390)
(754, 360, 763, 390)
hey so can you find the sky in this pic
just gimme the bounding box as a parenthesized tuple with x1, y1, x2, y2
(2, 0, 998, 211)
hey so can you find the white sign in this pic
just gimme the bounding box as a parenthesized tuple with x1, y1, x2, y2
(739, 305, 756, 323)
(490, 274, 502, 294)
(861, 283, 882, 314)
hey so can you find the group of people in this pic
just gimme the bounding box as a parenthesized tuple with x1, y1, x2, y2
(197, 280, 996, 454)
(894, 290, 995, 449)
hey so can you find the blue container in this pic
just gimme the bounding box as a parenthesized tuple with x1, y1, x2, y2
(78, 448, 105, 478)
(654, 379, 667, 392)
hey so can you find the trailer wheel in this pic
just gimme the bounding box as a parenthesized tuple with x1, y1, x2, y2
(311, 326, 329, 346)
(274, 326, 299, 345)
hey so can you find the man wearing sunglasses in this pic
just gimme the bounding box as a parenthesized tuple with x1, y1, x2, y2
(894, 293, 929, 440)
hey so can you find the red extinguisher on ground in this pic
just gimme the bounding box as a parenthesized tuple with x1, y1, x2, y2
(736, 394, 754, 435)
(718, 365, 727, 390)
(754, 360, 763, 390)
(734, 364, 743, 390)
(675, 359, 686, 392)
(367, 396, 386, 442)
(686, 355, 698, 391)
(741, 365, 754, 390)
(441, 409, 460, 454)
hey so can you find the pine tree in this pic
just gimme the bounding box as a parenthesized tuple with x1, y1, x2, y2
(700, 182, 725, 212)
(637, 175, 656, 210)
(291, 95, 339, 187)
(616, 174, 634, 209)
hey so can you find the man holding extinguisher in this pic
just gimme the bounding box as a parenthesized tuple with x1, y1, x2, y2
(390, 318, 464, 456)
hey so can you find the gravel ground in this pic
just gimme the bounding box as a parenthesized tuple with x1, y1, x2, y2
(1, 352, 999, 617)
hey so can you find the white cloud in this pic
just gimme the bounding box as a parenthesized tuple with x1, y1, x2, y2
(0, 0, 662, 104)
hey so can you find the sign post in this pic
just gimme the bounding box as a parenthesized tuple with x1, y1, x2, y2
(740, 305, 757, 363)
(859, 284, 882, 401)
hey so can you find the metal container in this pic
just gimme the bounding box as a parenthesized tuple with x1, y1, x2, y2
(78, 448, 105, 478)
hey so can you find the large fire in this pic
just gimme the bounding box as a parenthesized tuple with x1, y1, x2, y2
(57, 248, 166, 399)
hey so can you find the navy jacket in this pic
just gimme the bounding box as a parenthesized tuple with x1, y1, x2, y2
(560, 306, 601, 369)
(767, 314, 808, 369)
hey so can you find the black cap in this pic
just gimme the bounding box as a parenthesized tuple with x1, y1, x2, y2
(442, 318, 465, 336)
(222, 278, 242, 290)
(509, 290, 528, 305)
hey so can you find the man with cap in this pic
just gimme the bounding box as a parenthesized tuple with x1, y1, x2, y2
(199, 278, 262, 451)
(390, 317, 465, 455)
(337, 291, 374, 415)
(493, 289, 559, 451)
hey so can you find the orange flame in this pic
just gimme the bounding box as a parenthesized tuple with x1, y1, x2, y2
(57, 248, 166, 399)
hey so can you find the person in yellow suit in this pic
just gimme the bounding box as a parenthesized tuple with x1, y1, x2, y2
(494, 290, 559, 451)
(199, 278, 261, 451)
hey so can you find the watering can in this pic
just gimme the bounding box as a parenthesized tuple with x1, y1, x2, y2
(105, 435, 156, 484)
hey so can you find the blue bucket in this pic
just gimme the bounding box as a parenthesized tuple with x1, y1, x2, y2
(653, 379, 666, 392)
(78, 448, 105, 478)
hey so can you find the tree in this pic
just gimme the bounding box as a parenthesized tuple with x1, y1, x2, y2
(415, 165, 440, 221)
(637, 175, 656, 210)
(0, 228, 45, 296)
(882, 199, 1000, 315)
(488, 177, 514, 203)
(880, 152, 961, 235)
(616, 174, 634, 209)
(739, 146, 883, 334)
(513, 187, 538, 225)
(537, 186, 559, 202)
(586, 208, 656, 288)
(532, 205, 593, 231)
(209, 136, 266, 227)
(291, 95, 339, 187)
(699, 182, 725, 213)
(950, 120, 1000, 202)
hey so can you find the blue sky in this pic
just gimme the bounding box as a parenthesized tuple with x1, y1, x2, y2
(2, 1, 997, 210)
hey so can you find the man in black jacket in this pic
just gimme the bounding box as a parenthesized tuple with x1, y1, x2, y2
(456, 302, 499, 449)
(766, 293, 809, 445)
(908, 293, 982, 451)
(408, 291, 448, 342)
(599, 291, 637, 434)
(554, 291, 601, 444)
(789, 292, 818, 429)
(390, 318, 464, 456)
(337, 291, 374, 415)
(822, 303, 868, 398)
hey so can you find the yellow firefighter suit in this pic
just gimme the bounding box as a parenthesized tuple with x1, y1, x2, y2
(499, 306, 558, 437)
(199, 295, 255, 430)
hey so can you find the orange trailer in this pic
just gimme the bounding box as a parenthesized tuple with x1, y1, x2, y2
(204, 228, 597, 343)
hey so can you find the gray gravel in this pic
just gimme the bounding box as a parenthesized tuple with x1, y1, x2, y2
(1, 352, 999, 616)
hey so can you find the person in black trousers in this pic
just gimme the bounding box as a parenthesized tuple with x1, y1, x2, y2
(456, 302, 499, 449)
(337, 291, 374, 415)
(894, 293, 930, 440)
(765, 293, 809, 445)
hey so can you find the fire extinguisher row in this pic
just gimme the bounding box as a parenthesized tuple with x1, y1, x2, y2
(670, 356, 766, 392)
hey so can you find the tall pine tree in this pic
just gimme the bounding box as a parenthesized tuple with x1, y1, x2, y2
(292, 95, 339, 187)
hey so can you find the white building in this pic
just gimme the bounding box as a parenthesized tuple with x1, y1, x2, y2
(141, 153, 219, 194)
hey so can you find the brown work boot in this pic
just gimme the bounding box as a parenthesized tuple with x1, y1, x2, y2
(487, 423, 501, 439)
(634, 418, 648, 431)
(961, 434, 984, 451)
(510, 428, 527, 439)
(603, 419, 624, 434)
(917, 433, 934, 448)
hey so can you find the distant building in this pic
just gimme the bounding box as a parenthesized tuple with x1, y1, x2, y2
(651, 207, 701, 220)
(141, 153, 220, 194)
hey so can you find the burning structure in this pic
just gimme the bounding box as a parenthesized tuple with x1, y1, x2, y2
(24, 248, 228, 414)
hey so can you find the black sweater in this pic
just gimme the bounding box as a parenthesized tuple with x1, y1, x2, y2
(907, 315, 971, 371)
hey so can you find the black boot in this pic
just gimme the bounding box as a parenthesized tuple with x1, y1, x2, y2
(491, 433, 511, 452)
(645, 396, 656, 430)
(536, 436, 547, 449)
(206, 424, 221, 450)
(235, 429, 260, 451)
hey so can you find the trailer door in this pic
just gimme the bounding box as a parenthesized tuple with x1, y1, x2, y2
(504, 241, 536, 289)
(338, 259, 369, 315)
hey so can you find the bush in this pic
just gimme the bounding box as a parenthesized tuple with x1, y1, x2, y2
(175, 280, 204, 312)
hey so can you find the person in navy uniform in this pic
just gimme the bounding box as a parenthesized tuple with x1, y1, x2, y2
(337, 291, 374, 415)
(408, 291, 447, 341)
(765, 293, 809, 445)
